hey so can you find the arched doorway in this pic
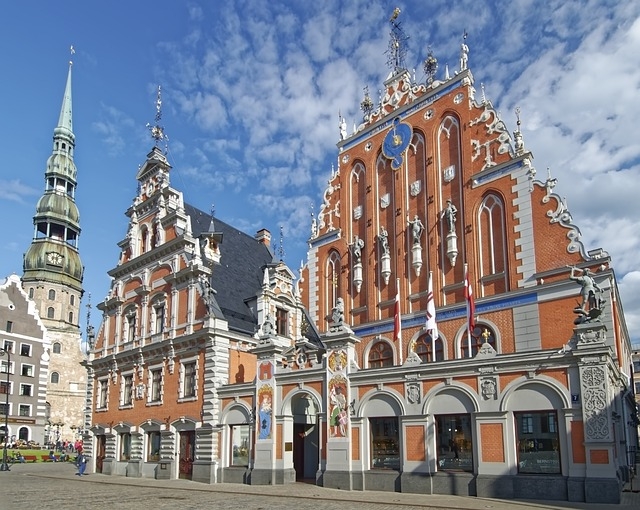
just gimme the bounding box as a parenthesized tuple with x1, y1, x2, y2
(292, 393, 320, 481)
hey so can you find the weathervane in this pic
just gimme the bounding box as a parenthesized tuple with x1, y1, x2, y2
(147, 85, 167, 148)
(278, 225, 285, 262)
(360, 86, 374, 119)
(423, 47, 438, 85)
(386, 7, 409, 73)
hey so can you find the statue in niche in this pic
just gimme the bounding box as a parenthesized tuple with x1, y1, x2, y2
(441, 199, 457, 233)
(378, 227, 390, 255)
(408, 215, 424, 245)
(351, 235, 365, 263)
(569, 266, 605, 324)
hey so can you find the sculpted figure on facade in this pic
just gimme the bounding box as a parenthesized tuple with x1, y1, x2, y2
(442, 199, 457, 233)
(408, 215, 424, 245)
(569, 266, 604, 323)
(378, 226, 390, 255)
(351, 235, 365, 263)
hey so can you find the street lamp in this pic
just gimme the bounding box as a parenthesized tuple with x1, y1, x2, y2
(0, 347, 11, 472)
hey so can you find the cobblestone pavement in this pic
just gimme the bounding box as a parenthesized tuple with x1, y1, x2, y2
(2, 462, 639, 510)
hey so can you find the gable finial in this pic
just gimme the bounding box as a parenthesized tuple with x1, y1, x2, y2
(147, 86, 167, 149)
(278, 225, 286, 262)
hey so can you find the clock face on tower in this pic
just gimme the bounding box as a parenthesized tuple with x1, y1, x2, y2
(382, 118, 412, 170)
(47, 252, 63, 266)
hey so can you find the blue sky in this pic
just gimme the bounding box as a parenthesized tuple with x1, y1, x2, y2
(1, 0, 639, 345)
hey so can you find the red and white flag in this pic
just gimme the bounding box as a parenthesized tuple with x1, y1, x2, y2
(393, 278, 402, 343)
(426, 271, 438, 339)
(464, 264, 475, 333)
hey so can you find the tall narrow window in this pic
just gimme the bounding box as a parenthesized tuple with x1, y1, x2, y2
(326, 251, 341, 319)
(122, 374, 133, 406)
(150, 369, 162, 402)
(153, 303, 165, 335)
(120, 433, 131, 461)
(70, 295, 75, 306)
(276, 308, 288, 337)
(48, 289, 56, 300)
(183, 362, 196, 398)
(230, 424, 250, 466)
(478, 194, 508, 295)
(52, 343, 61, 354)
(50, 372, 60, 384)
(147, 431, 161, 462)
(47, 307, 55, 319)
(98, 380, 108, 409)
(5, 321, 12, 333)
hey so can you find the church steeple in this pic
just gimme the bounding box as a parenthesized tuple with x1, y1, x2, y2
(23, 53, 84, 330)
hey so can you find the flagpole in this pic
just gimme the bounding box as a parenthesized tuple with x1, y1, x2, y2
(465, 263, 472, 358)
(397, 277, 403, 364)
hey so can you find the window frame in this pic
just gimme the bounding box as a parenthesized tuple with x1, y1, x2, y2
(180, 360, 197, 400)
(435, 413, 474, 472)
(148, 367, 163, 404)
(120, 432, 132, 461)
(18, 404, 31, 417)
(230, 424, 250, 467)
(122, 373, 134, 407)
(19, 383, 33, 397)
(515, 410, 561, 475)
(368, 340, 394, 368)
(97, 378, 109, 410)
(21, 364, 34, 377)
(369, 417, 400, 470)
(20, 343, 32, 357)
(147, 431, 161, 462)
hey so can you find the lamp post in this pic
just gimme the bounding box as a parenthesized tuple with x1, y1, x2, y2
(0, 347, 11, 472)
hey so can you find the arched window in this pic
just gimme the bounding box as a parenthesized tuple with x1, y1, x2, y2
(52, 343, 61, 354)
(47, 307, 55, 319)
(325, 250, 341, 318)
(460, 325, 497, 358)
(70, 295, 75, 306)
(478, 193, 508, 295)
(68, 312, 74, 324)
(414, 333, 444, 362)
(50, 372, 60, 384)
(18, 427, 29, 441)
(48, 289, 56, 300)
(28, 288, 34, 299)
(368, 340, 394, 368)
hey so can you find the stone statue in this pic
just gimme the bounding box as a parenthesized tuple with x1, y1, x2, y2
(442, 199, 457, 233)
(351, 235, 365, 263)
(331, 298, 345, 326)
(409, 215, 424, 245)
(378, 227, 390, 255)
(339, 115, 347, 141)
(262, 313, 276, 336)
(569, 267, 602, 314)
(460, 40, 469, 71)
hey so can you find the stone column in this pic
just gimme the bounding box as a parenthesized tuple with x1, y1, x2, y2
(250, 335, 284, 484)
(321, 324, 360, 490)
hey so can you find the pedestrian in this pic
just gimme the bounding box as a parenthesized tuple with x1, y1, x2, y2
(76, 451, 88, 476)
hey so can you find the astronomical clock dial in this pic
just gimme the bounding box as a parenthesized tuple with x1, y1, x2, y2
(47, 252, 63, 266)
(382, 118, 412, 170)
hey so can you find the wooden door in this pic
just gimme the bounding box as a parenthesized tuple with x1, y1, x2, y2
(178, 431, 195, 479)
(95, 435, 106, 473)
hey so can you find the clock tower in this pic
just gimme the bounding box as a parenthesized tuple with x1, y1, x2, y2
(22, 56, 86, 444)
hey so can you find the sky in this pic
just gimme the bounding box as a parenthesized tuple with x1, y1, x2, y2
(1, 0, 639, 346)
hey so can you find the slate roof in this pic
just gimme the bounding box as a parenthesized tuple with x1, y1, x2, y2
(185, 203, 275, 335)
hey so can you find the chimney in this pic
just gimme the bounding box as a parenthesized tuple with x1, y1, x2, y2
(255, 229, 271, 247)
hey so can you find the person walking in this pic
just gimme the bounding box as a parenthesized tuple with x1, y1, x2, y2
(76, 451, 88, 476)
